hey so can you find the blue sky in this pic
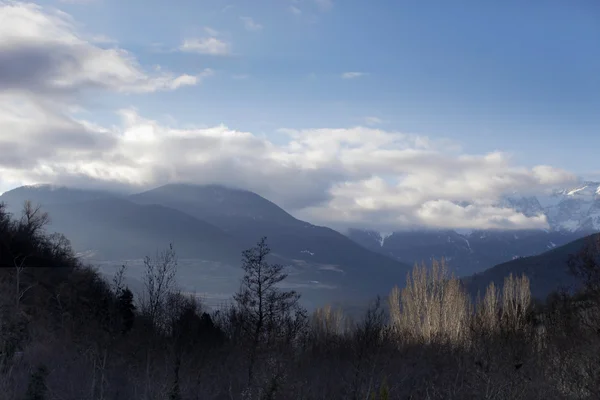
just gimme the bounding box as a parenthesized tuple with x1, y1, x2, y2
(48, 0, 600, 174)
(0, 0, 597, 230)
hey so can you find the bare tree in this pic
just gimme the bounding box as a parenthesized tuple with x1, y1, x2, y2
(18, 200, 50, 238)
(112, 263, 127, 296)
(11, 201, 51, 309)
(47, 232, 73, 259)
(13, 253, 35, 309)
(311, 305, 345, 341)
(139, 243, 178, 330)
(475, 281, 500, 334)
(501, 273, 531, 333)
(389, 259, 471, 345)
(233, 237, 305, 391)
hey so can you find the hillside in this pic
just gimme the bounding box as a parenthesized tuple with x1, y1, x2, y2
(129, 184, 412, 296)
(2, 184, 412, 305)
(348, 228, 587, 276)
(465, 233, 600, 300)
(10, 196, 244, 263)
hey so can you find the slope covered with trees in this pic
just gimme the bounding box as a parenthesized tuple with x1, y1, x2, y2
(465, 233, 600, 300)
(1, 201, 599, 399)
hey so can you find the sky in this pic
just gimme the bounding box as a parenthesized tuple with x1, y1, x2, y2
(0, 0, 598, 231)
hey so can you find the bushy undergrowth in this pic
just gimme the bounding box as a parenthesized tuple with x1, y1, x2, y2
(1, 202, 599, 399)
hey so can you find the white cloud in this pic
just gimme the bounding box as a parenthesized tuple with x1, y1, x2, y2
(342, 72, 367, 79)
(0, 2, 204, 94)
(88, 34, 116, 44)
(290, 5, 302, 15)
(0, 99, 578, 231)
(0, 2, 580, 232)
(204, 26, 221, 36)
(58, 0, 97, 4)
(364, 116, 384, 126)
(240, 16, 263, 31)
(179, 37, 231, 55)
(178, 28, 233, 55)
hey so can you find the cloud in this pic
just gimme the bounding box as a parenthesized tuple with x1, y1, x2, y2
(364, 117, 384, 126)
(0, 99, 578, 231)
(341, 72, 367, 79)
(0, 2, 580, 232)
(179, 37, 231, 55)
(58, 0, 97, 3)
(240, 17, 263, 31)
(178, 27, 233, 56)
(203, 26, 221, 37)
(290, 5, 302, 15)
(0, 2, 203, 95)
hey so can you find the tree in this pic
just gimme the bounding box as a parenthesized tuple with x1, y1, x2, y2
(11, 201, 51, 309)
(139, 243, 178, 330)
(18, 200, 50, 239)
(138, 244, 178, 400)
(388, 259, 471, 345)
(567, 235, 600, 333)
(501, 273, 531, 333)
(117, 287, 135, 335)
(233, 237, 306, 389)
(568, 235, 600, 298)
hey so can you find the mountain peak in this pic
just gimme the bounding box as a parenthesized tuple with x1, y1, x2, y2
(1, 184, 117, 210)
(130, 183, 299, 226)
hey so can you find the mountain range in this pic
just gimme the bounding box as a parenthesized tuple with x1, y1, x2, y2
(0, 183, 411, 308)
(1, 180, 598, 308)
(347, 181, 600, 276)
(464, 233, 599, 301)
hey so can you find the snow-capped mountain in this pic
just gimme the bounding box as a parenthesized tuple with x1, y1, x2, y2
(547, 181, 600, 232)
(347, 181, 600, 276)
(506, 181, 600, 232)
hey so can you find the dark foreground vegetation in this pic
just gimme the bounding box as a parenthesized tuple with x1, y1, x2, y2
(1, 201, 600, 399)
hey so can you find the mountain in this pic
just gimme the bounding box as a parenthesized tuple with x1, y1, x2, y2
(464, 233, 599, 300)
(0, 184, 116, 206)
(347, 228, 585, 276)
(1, 184, 411, 306)
(347, 181, 600, 276)
(129, 184, 411, 296)
(543, 181, 600, 232)
(0, 186, 243, 262)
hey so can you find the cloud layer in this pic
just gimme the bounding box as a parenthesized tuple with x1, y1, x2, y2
(0, 2, 579, 231)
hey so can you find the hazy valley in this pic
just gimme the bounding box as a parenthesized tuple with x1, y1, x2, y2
(1, 181, 599, 310)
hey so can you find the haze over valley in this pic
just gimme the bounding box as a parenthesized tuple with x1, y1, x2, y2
(1, 180, 599, 310)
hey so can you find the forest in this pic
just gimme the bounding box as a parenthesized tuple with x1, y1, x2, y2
(1, 201, 599, 400)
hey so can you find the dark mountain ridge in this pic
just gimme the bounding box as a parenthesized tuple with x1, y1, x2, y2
(1, 184, 412, 304)
(464, 233, 600, 300)
(348, 228, 590, 276)
(129, 183, 411, 296)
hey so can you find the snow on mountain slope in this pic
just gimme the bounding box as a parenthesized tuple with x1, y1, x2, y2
(546, 181, 600, 232)
(503, 181, 600, 232)
(347, 181, 600, 276)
